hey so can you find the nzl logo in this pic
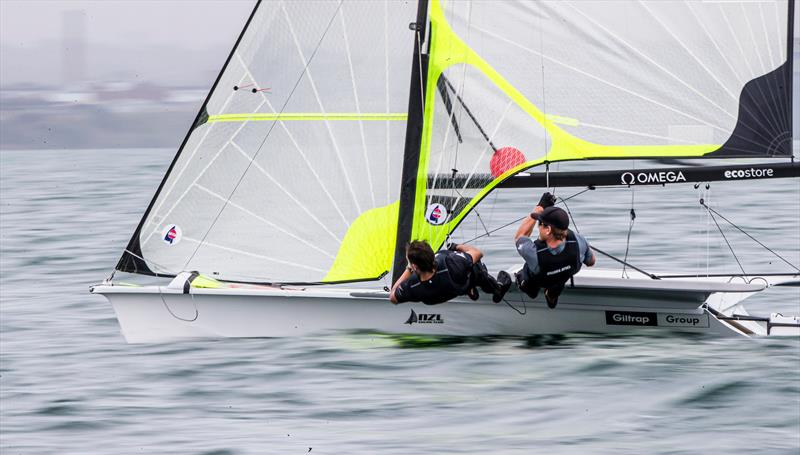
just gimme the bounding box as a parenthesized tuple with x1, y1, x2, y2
(425, 203, 448, 226)
(161, 224, 182, 245)
(164, 226, 178, 244)
(405, 309, 444, 324)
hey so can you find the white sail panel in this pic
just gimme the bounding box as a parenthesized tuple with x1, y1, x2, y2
(126, 1, 417, 283)
(442, 0, 789, 150)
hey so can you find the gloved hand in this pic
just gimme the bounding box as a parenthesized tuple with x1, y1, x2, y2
(538, 192, 556, 208)
(446, 242, 460, 252)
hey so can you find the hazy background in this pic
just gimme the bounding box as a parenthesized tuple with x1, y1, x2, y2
(0, 0, 798, 151)
(0, 0, 253, 149)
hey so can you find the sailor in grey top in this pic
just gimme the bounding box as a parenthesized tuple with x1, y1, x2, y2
(515, 233, 594, 276)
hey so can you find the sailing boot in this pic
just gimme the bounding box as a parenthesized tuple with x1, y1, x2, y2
(467, 287, 480, 301)
(492, 271, 512, 303)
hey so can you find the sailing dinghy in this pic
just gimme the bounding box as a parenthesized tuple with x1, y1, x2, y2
(92, 0, 800, 342)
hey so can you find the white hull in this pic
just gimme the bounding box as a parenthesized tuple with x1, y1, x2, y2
(92, 269, 800, 343)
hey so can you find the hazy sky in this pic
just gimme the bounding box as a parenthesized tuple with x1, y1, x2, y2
(0, 0, 797, 87)
(0, 0, 254, 48)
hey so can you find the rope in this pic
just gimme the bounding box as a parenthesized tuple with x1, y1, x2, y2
(501, 294, 527, 315)
(621, 187, 636, 278)
(700, 198, 747, 276)
(461, 187, 593, 244)
(699, 199, 800, 273)
(590, 246, 660, 280)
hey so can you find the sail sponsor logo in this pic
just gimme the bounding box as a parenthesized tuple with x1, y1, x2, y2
(405, 309, 443, 324)
(658, 313, 709, 328)
(161, 224, 182, 245)
(723, 168, 773, 179)
(425, 203, 448, 225)
(620, 171, 686, 185)
(605, 311, 657, 326)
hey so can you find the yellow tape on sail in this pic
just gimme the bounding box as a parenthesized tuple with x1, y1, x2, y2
(409, 0, 720, 250)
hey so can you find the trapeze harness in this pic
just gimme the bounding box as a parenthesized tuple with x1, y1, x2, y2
(518, 231, 581, 298)
(401, 252, 498, 305)
(404, 252, 472, 305)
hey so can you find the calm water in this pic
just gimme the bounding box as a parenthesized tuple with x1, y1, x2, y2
(1, 148, 799, 454)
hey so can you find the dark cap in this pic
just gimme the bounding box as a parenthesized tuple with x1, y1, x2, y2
(532, 206, 569, 230)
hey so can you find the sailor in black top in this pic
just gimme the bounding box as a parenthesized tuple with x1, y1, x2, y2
(514, 193, 596, 308)
(390, 240, 512, 305)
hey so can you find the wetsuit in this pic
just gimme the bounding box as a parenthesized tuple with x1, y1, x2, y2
(515, 231, 593, 302)
(394, 251, 499, 305)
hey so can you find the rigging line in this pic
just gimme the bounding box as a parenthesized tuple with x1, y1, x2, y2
(181, 2, 345, 271)
(448, 5, 476, 234)
(700, 199, 747, 277)
(283, 1, 363, 215)
(441, 76, 497, 151)
(699, 199, 800, 272)
(472, 24, 734, 136)
(384, 0, 391, 206)
(231, 53, 351, 229)
(538, 4, 549, 165)
(559, 194, 579, 234)
(451, 101, 513, 211)
(121, 248, 174, 278)
(502, 293, 527, 315)
(340, 7, 376, 208)
(621, 187, 636, 279)
(241, 91, 352, 228)
(461, 187, 594, 244)
(159, 285, 199, 322)
(590, 246, 660, 280)
(142, 73, 251, 245)
(143, 99, 266, 244)
(417, 29, 425, 120)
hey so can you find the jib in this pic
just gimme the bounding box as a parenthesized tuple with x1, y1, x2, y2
(666, 315, 700, 326)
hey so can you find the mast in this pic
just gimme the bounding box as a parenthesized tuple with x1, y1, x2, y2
(115, 1, 262, 275)
(788, 0, 795, 159)
(392, 0, 430, 284)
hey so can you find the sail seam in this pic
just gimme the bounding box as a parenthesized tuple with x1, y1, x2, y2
(232, 52, 352, 230)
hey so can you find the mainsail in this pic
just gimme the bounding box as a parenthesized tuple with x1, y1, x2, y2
(394, 0, 794, 280)
(116, 0, 795, 286)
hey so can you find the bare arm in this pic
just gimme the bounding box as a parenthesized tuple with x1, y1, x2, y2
(515, 205, 542, 241)
(455, 244, 483, 264)
(389, 267, 412, 304)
